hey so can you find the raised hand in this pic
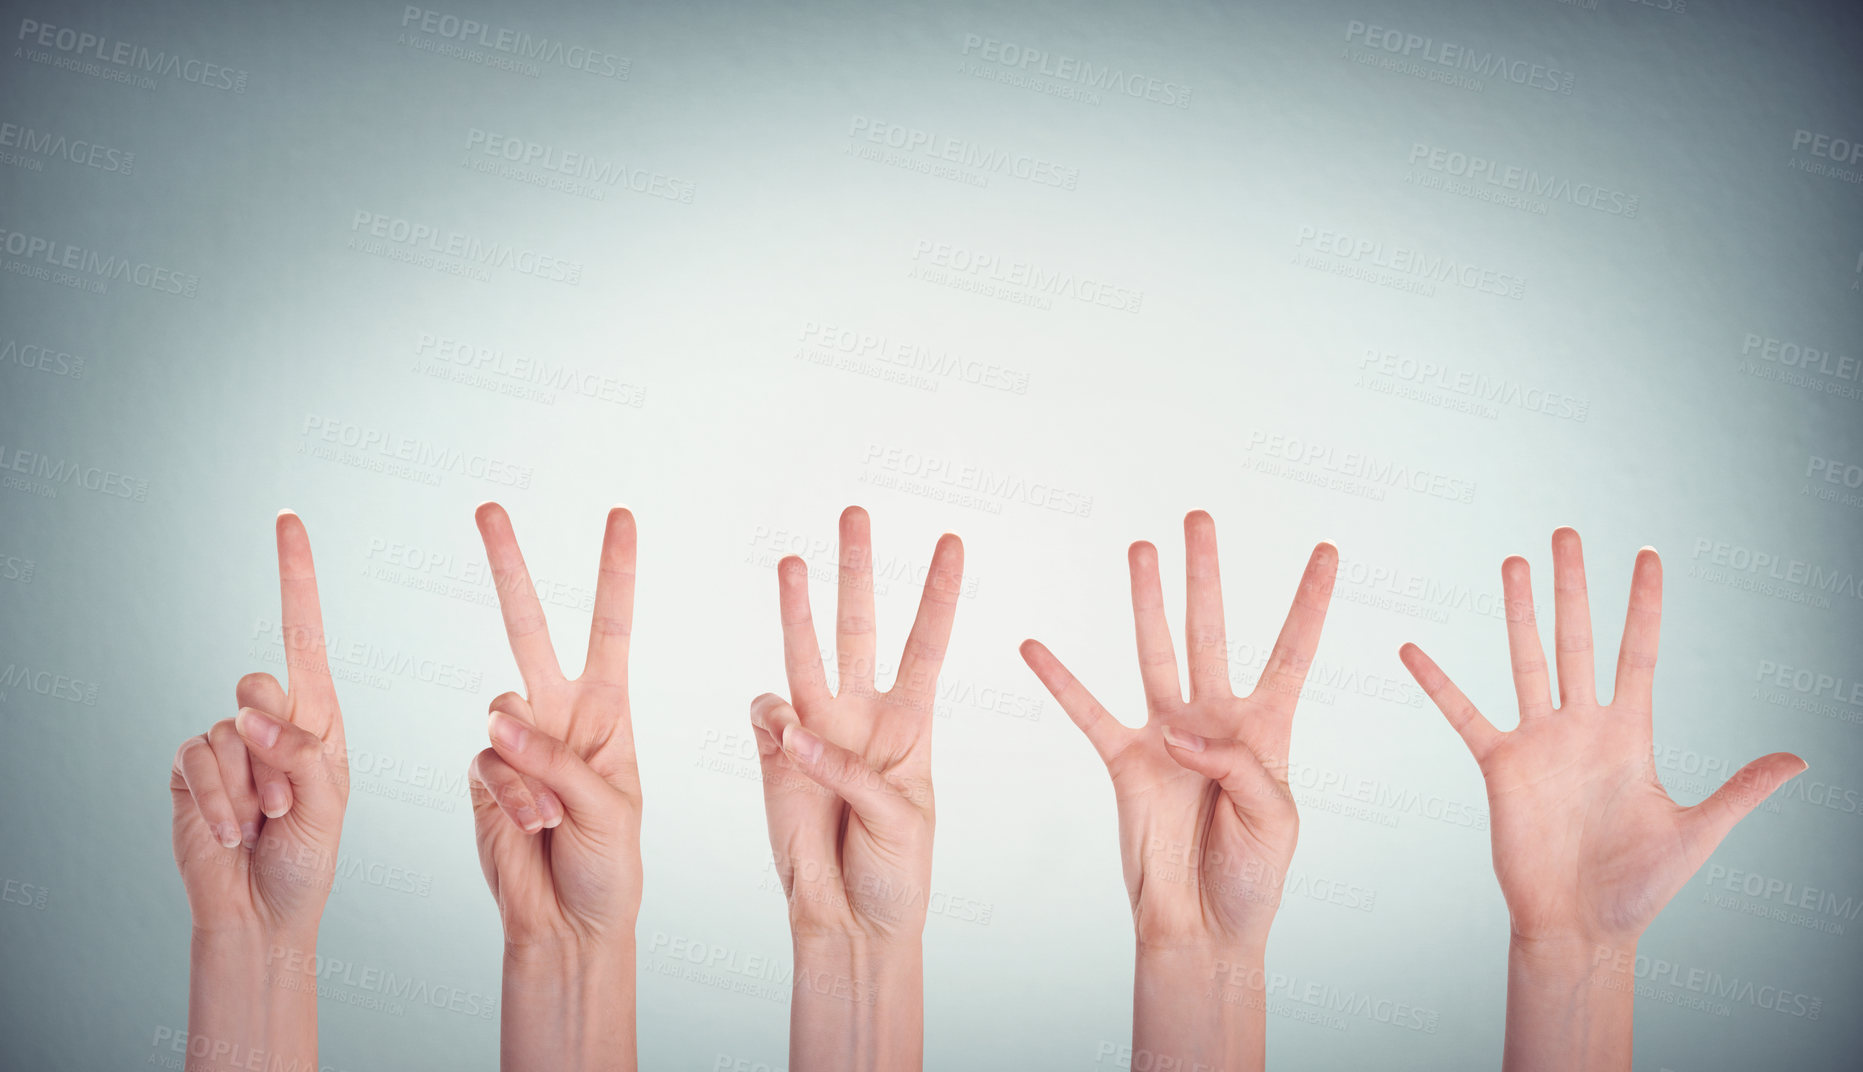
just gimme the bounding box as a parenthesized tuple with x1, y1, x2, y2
(749, 506, 963, 1072)
(466, 502, 640, 1071)
(168, 510, 346, 1071)
(1020, 511, 1337, 1072)
(1398, 528, 1807, 1071)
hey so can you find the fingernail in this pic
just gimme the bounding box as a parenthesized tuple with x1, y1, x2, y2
(236, 707, 282, 748)
(783, 723, 822, 763)
(217, 822, 241, 849)
(1162, 726, 1205, 753)
(489, 712, 528, 753)
(538, 792, 564, 828)
(261, 784, 290, 817)
(240, 822, 260, 848)
(514, 804, 543, 833)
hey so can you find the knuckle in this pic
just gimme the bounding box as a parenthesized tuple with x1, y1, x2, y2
(207, 719, 241, 750)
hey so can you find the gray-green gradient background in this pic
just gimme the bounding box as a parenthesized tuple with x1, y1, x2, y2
(2, 0, 1860, 1068)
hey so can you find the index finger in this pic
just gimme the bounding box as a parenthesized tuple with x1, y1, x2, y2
(1252, 541, 1339, 726)
(275, 511, 337, 717)
(476, 502, 563, 691)
(582, 506, 636, 685)
(891, 533, 964, 708)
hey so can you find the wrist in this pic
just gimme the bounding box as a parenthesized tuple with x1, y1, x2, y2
(502, 936, 636, 1071)
(1137, 940, 1267, 1003)
(1133, 941, 1264, 1072)
(505, 931, 635, 983)
(1508, 932, 1637, 984)
(793, 932, 921, 1007)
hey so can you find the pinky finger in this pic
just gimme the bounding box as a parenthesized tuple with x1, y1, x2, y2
(175, 736, 242, 849)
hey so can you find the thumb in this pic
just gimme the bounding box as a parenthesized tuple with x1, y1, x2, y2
(1161, 725, 1294, 821)
(1685, 751, 1807, 856)
(779, 721, 918, 825)
(234, 707, 344, 819)
(486, 711, 622, 829)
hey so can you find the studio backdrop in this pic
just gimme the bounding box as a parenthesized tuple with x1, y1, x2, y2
(1, 0, 1859, 1068)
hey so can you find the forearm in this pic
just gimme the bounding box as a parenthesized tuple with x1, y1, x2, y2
(1133, 942, 1265, 1072)
(502, 938, 637, 1071)
(1502, 936, 1635, 1072)
(790, 934, 923, 1072)
(186, 927, 319, 1072)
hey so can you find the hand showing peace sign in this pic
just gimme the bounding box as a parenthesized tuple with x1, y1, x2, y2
(466, 502, 640, 1071)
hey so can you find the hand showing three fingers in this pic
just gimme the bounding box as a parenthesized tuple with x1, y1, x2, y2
(1021, 511, 1338, 1072)
(467, 503, 641, 1071)
(751, 506, 963, 1072)
(1399, 528, 1806, 1071)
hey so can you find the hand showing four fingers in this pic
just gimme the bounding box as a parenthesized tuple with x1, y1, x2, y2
(1022, 512, 1339, 953)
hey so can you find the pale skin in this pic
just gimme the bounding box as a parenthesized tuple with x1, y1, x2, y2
(1399, 528, 1808, 1071)
(1021, 511, 1339, 1072)
(169, 510, 347, 1072)
(466, 502, 643, 1072)
(749, 506, 964, 1072)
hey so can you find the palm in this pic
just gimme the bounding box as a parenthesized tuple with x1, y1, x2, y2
(1023, 512, 1336, 950)
(172, 696, 344, 923)
(1402, 530, 1806, 948)
(752, 507, 962, 945)
(468, 505, 642, 948)
(473, 682, 641, 940)
(769, 688, 932, 940)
